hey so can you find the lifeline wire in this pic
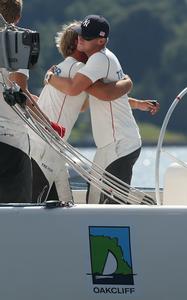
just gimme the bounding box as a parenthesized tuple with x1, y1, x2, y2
(12, 94, 155, 205)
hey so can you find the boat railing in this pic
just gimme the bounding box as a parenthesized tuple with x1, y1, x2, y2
(155, 87, 187, 205)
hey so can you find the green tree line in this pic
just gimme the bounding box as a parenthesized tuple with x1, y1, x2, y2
(20, 0, 187, 145)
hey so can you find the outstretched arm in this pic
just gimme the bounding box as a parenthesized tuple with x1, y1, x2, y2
(129, 97, 160, 115)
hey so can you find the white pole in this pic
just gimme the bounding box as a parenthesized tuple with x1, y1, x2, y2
(155, 87, 187, 205)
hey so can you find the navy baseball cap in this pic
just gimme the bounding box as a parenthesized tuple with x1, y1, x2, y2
(75, 15, 110, 40)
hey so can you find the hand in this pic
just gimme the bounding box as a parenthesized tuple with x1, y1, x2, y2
(44, 65, 56, 85)
(50, 121, 66, 138)
(44, 70, 54, 85)
(139, 100, 160, 115)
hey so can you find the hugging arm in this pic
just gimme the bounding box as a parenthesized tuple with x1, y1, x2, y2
(86, 75, 133, 101)
(46, 68, 93, 96)
(46, 65, 132, 100)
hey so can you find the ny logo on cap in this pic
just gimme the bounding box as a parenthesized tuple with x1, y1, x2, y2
(99, 31, 106, 37)
(82, 19, 90, 27)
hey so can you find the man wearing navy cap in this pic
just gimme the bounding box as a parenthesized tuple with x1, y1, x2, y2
(45, 14, 159, 204)
(75, 15, 110, 40)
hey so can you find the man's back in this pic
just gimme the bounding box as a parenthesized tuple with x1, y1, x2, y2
(38, 57, 87, 140)
(78, 48, 141, 150)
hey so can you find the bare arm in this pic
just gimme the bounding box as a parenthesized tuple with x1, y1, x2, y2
(86, 76, 133, 101)
(48, 71, 93, 96)
(9, 72, 29, 92)
(129, 97, 160, 115)
(9, 72, 38, 101)
(47, 65, 133, 100)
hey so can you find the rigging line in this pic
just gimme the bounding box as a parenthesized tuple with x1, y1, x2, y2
(26, 118, 132, 203)
(17, 105, 141, 204)
(23, 108, 154, 205)
(12, 96, 155, 205)
(55, 139, 155, 204)
(51, 134, 154, 200)
(25, 112, 145, 203)
(27, 118, 135, 204)
(24, 99, 153, 201)
(162, 149, 187, 169)
(22, 102, 155, 204)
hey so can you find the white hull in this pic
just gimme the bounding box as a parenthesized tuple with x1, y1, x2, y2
(0, 197, 186, 300)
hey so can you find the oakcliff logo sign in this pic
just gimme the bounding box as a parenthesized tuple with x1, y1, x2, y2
(88, 226, 135, 295)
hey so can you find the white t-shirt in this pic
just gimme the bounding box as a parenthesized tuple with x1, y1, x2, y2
(29, 56, 87, 201)
(78, 48, 141, 154)
(37, 56, 87, 140)
(0, 68, 30, 154)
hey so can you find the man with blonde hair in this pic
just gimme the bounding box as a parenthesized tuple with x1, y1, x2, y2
(30, 20, 133, 202)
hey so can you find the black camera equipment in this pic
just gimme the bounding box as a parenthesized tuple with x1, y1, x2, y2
(3, 83, 27, 108)
(0, 14, 40, 71)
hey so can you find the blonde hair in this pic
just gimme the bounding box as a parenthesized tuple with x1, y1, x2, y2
(0, 0, 22, 23)
(55, 21, 80, 58)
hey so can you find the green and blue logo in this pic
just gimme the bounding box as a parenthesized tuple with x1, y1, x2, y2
(88, 226, 134, 285)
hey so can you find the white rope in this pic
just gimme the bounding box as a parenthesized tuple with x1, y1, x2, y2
(162, 149, 187, 169)
(12, 101, 156, 205)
